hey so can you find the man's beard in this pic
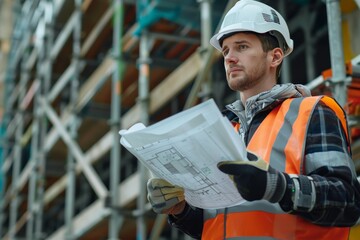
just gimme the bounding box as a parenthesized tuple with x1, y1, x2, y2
(227, 63, 267, 92)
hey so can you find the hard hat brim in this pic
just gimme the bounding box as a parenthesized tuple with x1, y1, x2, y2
(210, 24, 294, 57)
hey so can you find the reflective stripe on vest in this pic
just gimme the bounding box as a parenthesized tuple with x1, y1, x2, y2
(202, 96, 350, 240)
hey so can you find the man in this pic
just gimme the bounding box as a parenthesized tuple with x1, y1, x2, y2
(147, 0, 360, 239)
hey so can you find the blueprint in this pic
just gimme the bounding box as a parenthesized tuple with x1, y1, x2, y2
(120, 99, 248, 209)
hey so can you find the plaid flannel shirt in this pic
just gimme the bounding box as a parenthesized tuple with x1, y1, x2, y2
(168, 98, 360, 239)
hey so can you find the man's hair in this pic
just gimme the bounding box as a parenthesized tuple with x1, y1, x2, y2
(219, 31, 283, 79)
(255, 32, 283, 79)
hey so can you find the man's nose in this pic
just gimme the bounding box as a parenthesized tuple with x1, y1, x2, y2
(224, 51, 238, 64)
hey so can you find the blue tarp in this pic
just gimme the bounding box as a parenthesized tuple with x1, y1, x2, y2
(133, 0, 225, 37)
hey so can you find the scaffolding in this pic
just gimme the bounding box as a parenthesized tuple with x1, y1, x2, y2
(0, 0, 359, 239)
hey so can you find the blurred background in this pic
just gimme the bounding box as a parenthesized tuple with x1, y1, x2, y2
(0, 0, 360, 239)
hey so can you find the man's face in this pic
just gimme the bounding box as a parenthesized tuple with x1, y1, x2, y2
(221, 32, 269, 92)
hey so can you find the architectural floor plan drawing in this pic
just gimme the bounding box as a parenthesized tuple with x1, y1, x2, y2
(150, 147, 219, 193)
(120, 99, 248, 208)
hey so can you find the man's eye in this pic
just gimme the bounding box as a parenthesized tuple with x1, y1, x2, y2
(238, 45, 248, 50)
(222, 49, 229, 57)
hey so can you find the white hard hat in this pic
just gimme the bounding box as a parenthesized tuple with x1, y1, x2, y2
(210, 0, 294, 56)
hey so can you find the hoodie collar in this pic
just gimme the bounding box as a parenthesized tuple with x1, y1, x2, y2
(225, 83, 311, 139)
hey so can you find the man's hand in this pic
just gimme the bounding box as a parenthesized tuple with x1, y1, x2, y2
(147, 178, 186, 215)
(217, 152, 287, 203)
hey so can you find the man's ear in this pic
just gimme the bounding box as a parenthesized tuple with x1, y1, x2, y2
(269, 47, 284, 67)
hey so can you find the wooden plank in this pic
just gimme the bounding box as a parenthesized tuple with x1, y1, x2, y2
(76, 56, 114, 111)
(50, 13, 76, 60)
(47, 172, 140, 240)
(20, 80, 39, 110)
(81, 7, 113, 56)
(2, 212, 29, 240)
(149, 51, 202, 113)
(44, 131, 113, 204)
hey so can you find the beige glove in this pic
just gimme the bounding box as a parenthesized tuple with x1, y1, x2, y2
(147, 178, 186, 215)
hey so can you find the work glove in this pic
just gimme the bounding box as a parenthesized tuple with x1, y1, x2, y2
(217, 152, 287, 203)
(147, 178, 186, 215)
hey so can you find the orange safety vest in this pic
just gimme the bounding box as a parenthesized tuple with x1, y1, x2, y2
(202, 96, 350, 240)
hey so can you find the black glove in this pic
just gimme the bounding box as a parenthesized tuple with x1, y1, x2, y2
(217, 152, 288, 203)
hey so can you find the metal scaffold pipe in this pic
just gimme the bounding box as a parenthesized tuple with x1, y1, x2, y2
(136, 0, 153, 237)
(325, 0, 347, 107)
(278, 0, 291, 84)
(9, 25, 31, 240)
(108, 0, 125, 239)
(65, 0, 82, 239)
(354, 0, 360, 8)
(137, 29, 151, 240)
(0, 0, 20, 236)
(198, 0, 213, 102)
(199, 0, 212, 50)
